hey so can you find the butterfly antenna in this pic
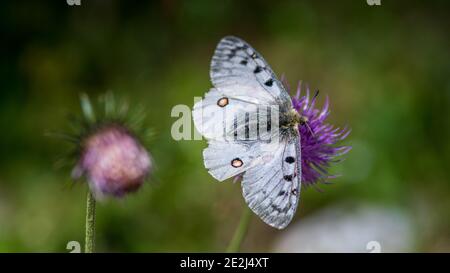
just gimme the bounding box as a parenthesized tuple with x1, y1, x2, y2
(301, 89, 319, 138)
(305, 121, 316, 138)
(312, 89, 320, 102)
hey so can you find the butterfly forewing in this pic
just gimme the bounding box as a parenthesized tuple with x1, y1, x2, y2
(211, 36, 292, 106)
(192, 87, 278, 141)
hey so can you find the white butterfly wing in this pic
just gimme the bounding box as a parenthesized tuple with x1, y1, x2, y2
(242, 139, 301, 229)
(203, 137, 302, 228)
(193, 36, 292, 140)
(211, 36, 291, 104)
(192, 87, 278, 140)
(203, 141, 277, 181)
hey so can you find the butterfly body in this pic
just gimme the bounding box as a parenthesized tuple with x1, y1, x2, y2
(193, 36, 302, 229)
(280, 108, 302, 139)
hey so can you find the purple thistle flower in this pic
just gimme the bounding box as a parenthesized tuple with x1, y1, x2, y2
(290, 81, 351, 187)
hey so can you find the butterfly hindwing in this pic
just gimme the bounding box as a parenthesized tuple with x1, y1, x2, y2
(203, 140, 256, 181)
(241, 138, 301, 229)
(203, 141, 282, 182)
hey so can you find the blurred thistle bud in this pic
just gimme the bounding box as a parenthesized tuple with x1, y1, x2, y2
(72, 123, 151, 198)
(57, 93, 153, 199)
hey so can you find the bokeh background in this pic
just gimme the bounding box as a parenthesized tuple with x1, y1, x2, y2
(1, 0, 449, 252)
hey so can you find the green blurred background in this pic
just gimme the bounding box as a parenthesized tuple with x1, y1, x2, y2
(0, 0, 449, 252)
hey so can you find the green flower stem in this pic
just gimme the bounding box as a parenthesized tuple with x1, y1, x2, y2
(226, 206, 252, 253)
(85, 191, 96, 253)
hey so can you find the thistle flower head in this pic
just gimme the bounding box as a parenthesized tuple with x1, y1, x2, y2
(62, 93, 153, 199)
(290, 81, 351, 187)
(72, 123, 151, 198)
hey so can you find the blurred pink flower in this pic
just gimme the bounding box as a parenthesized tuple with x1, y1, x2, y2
(73, 124, 151, 198)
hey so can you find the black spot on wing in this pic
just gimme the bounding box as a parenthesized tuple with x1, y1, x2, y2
(283, 175, 293, 181)
(285, 156, 295, 164)
(265, 79, 273, 87)
(254, 66, 263, 73)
